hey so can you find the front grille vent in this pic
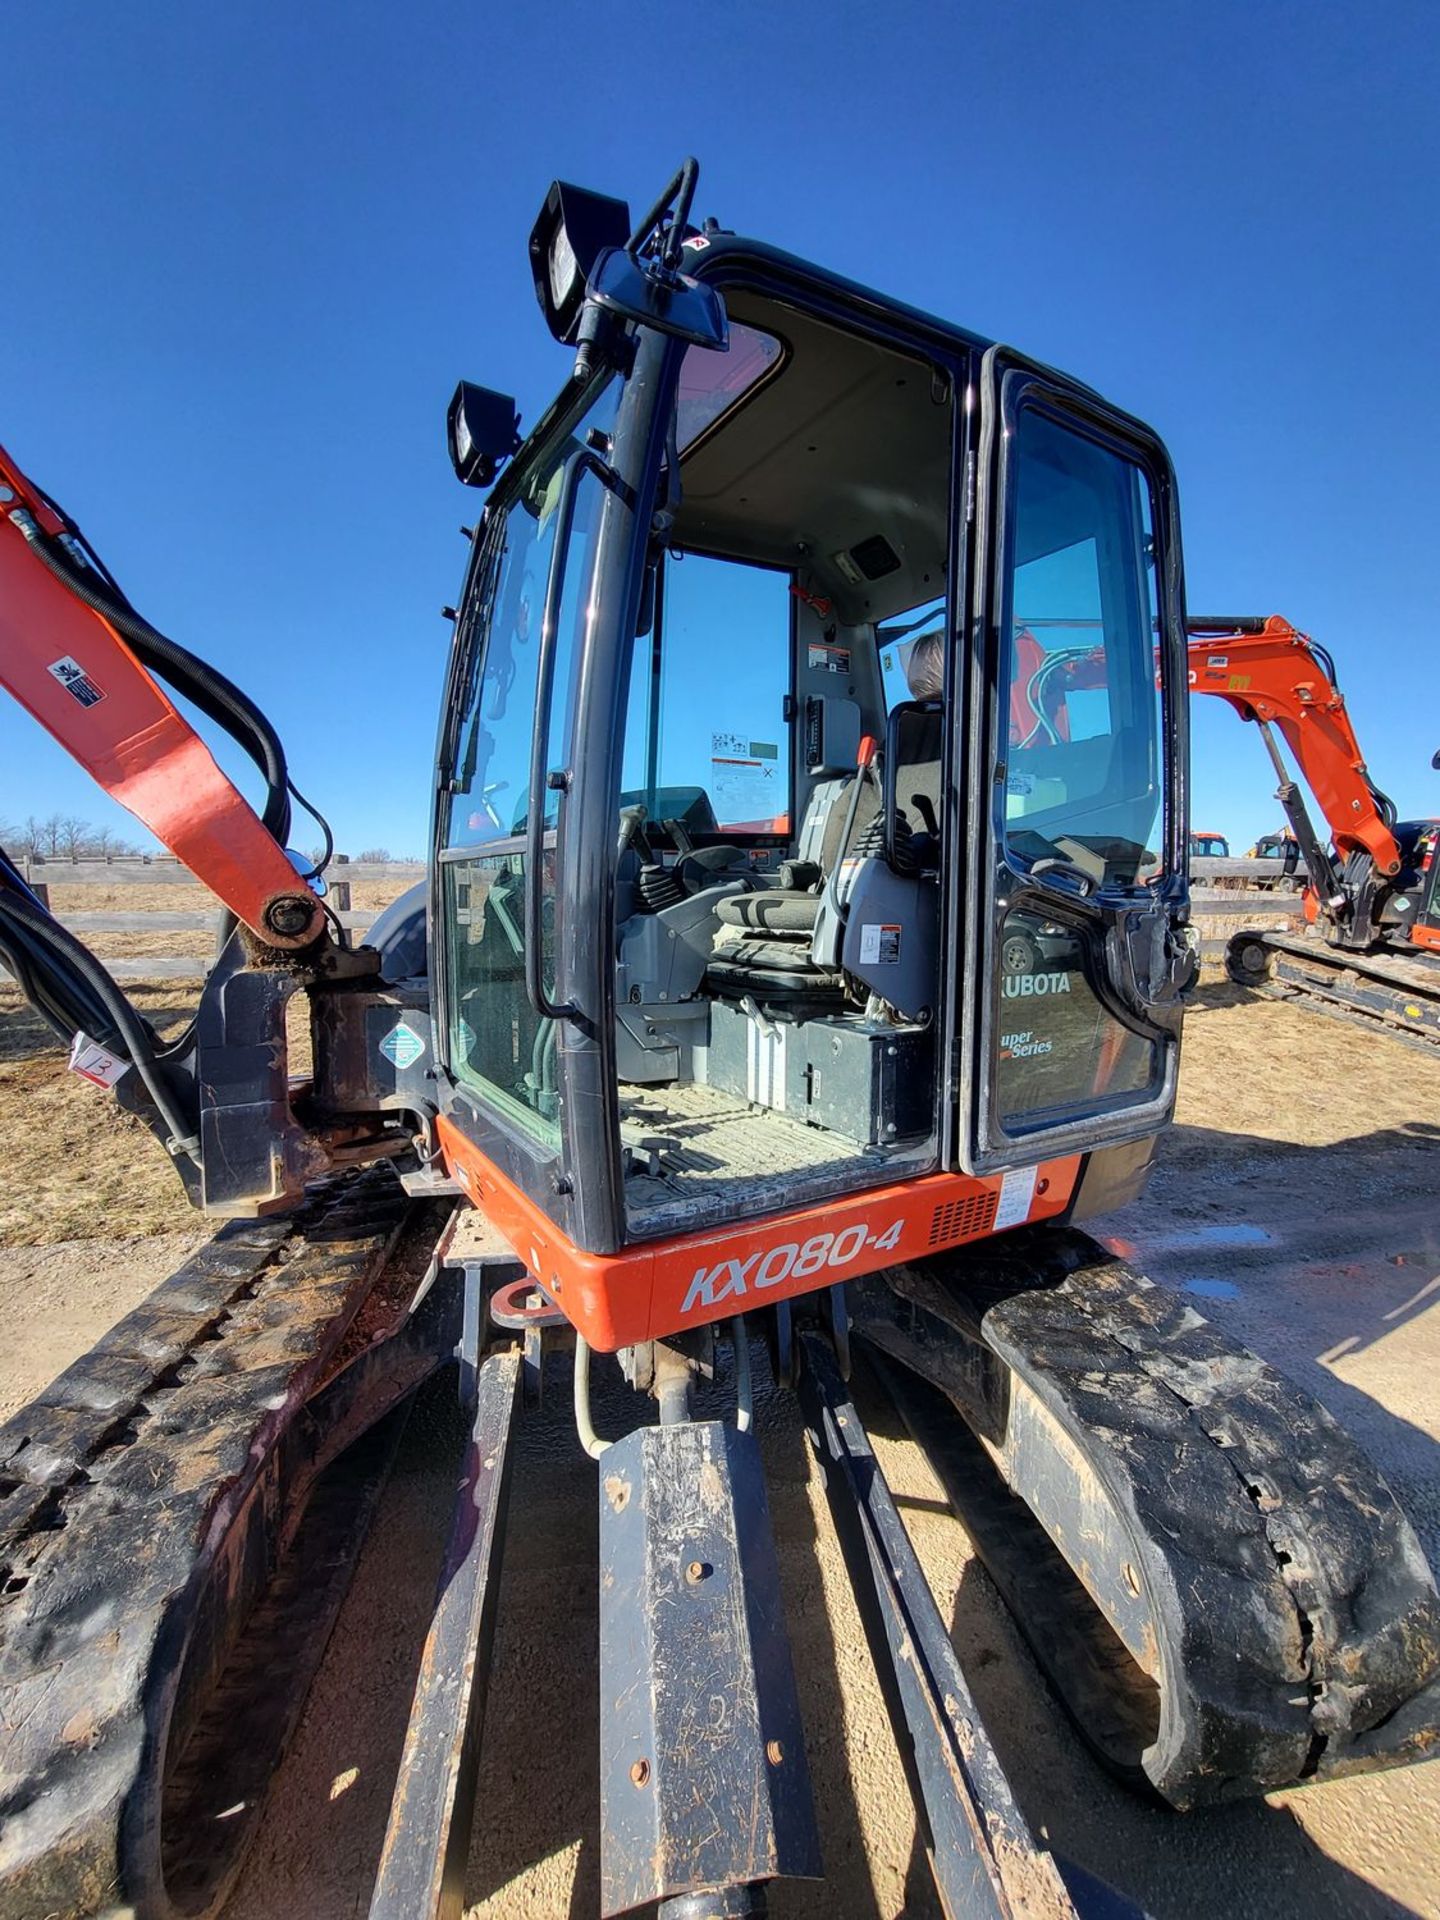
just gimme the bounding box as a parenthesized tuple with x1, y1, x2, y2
(928, 1191, 999, 1248)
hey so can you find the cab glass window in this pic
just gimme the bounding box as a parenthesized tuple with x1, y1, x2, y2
(676, 323, 785, 453)
(877, 594, 946, 712)
(1001, 411, 1164, 888)
(621, 552, 792, 837)
(441, 380, 618, 1138)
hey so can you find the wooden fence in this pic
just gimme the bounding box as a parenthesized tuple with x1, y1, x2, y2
(5, 857, 1291, 983)
(15, 856, 424, 888)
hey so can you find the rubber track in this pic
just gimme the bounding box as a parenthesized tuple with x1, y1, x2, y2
(0, 1164, 412, 1920)
(1228, 930, 1440, 1052)
(867, 1228, 1440, 1806)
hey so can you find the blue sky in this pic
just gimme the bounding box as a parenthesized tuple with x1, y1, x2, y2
(3, 1, 1436, 860)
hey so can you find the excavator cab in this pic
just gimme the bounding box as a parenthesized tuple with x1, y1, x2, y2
(429, 179, 1195, 1349)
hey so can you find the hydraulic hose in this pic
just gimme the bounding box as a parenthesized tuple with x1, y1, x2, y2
(0, 914, 118, 1045)
(18, 528, 293, 845)
(0, 887, 200, 1161)
(0, 925, 86, 1045)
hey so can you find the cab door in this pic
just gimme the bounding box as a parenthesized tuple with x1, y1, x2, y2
(954, 350, 1192, 1174)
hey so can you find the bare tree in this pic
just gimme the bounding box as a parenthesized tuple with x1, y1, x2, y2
(14, 813, 140, 861)
(357, 847, 393, 864)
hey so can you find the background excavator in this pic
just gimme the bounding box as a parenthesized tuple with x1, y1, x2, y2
(1, 162, 1438, 1920)
(1188, 615, 1440, 1048)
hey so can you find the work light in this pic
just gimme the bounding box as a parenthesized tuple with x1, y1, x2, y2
(447, 383, 520, 489)
(528, 181, 631, 344)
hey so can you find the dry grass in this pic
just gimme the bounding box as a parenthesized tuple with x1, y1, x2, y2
(8, 917, 1434, 1250)
(45, 879, 415, 916)
(0, 980, 203, 1245)
(84, 929, 216, 959)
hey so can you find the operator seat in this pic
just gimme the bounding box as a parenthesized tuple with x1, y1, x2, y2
(706, 629, 945, 1002)
(705, 777, 879, 1001)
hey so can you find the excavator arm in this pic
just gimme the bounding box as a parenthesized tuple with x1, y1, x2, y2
(0, 440, 422, 1211)
(0, 441, 324, 947)
(1182, 615, 1440, 1034)
(1006, 611, 1426, 955)
(1186, 613, 1403, 882)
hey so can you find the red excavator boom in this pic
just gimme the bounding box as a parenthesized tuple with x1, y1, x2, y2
(0, 441, 323, 949)
(1186, 612, 1403, 878)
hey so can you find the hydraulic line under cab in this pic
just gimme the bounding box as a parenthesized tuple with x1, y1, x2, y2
(0, 162, 1436, 1920)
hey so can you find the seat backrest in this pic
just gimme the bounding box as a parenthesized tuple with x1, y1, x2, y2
(795, 776, 880, 880)
(895, 710, 944, 840)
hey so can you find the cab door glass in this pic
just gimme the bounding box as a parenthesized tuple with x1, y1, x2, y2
(1002, 410, 1164, 888)
(993, 408, 1168, 1136)
(441, 382, 618, 1139)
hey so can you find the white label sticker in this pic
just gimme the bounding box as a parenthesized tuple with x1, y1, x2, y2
(48, 656, 106, 707)
(859, 922, 901, 964)
(68, 1032, 129, 1088)
(807, 642, 851, 674)
(709, 753, 779, 828)
(993, 1164, 1038, 1231)
(745, 1013, 786, 1108)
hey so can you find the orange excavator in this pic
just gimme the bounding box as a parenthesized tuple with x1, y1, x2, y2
(1187, 615, 1440, 1047)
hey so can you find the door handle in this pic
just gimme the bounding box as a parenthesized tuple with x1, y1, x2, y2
(1028, 856, 1098, 899)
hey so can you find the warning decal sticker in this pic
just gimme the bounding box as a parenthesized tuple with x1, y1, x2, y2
(379, 1021, 426, 1070)
(859, 923, 902, 964)
(711, 731, 781, 828)
(48, 657, 105, 707)
(807, 642, 851, 674)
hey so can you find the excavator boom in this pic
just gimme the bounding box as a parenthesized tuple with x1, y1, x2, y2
(1184, 613, 1440, 1041)
(0, 444, 324, 950)
(1187, 612, 1403, 878)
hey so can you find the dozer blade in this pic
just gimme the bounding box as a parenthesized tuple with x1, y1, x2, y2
(597, 1414, 822, 1917)
(851, 1227, 1440, 1808)
(0, 1166, 464, 1920)
(1227, 927, 1440, 1051)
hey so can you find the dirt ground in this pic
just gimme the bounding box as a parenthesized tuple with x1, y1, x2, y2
(0, 981, 202, 1243)
(1, 979, 1438, 1917)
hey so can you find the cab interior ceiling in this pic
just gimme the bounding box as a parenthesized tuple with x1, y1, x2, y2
(672, 294, 953, 623)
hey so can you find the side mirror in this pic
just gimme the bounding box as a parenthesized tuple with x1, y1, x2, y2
(587, 247, 729, 352)
(1282, 839, 1300, 875)
(447, 384, 520, 489)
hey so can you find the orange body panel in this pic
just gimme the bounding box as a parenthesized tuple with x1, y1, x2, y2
(0, 446, 322, 946)
(437, 1112, 1081, 1350)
